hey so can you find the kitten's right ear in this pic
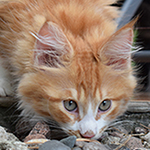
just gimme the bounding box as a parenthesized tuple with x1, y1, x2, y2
(33, 22, 73, 68)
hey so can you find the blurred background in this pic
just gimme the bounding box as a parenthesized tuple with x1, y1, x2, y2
(115, 0, 150, 96)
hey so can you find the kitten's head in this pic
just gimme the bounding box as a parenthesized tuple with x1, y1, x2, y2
(18, 21, 136, 139)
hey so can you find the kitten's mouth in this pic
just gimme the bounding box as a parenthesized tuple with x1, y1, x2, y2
(80, 131, 95, 139)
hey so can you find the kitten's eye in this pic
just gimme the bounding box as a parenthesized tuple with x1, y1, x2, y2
(99, 99, 111, 111)
(63, 100, 77, 112)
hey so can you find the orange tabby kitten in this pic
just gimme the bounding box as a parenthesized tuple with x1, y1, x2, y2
(0, 0, 136, 139)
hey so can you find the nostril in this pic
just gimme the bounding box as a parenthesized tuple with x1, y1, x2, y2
(80, 130, 95, 138)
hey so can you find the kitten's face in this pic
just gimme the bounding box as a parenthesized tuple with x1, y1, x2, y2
(18, 21, 136, 139)
(18, 51, 135, 139)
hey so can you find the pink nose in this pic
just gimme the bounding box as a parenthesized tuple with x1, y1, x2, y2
(80, 130, 95, 138)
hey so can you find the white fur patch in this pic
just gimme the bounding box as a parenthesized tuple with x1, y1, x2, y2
(71, 103, 108, 139)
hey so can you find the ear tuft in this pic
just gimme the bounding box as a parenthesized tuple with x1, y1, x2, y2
(100, 25, 134, 70)
(33, 22, 73, 68)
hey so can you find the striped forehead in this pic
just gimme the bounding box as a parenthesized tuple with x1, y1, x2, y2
(69, 87, 102, 102)
(69, 87, 101, 117)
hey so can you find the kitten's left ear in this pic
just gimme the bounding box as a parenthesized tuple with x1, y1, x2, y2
(34, 22, 73, 68)
(99, 22, 135, 70)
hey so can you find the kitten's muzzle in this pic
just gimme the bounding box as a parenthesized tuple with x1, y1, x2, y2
(80, 130, 95, 138)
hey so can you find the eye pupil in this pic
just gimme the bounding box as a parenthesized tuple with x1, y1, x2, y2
(99, 99, 111, 111)
(63, 100, 77, 112)
(69, 100, 73, 106)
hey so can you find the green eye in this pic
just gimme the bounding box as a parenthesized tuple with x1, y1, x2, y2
(63, 100, 77, 112)
(99, 99, 111, 111)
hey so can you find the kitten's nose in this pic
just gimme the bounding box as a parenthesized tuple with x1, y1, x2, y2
(80, 130, 95, 138)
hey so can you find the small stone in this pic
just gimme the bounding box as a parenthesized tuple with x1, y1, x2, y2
(7, 132, 19, 141)
(72, 146, 82, 150)
(105, 144, 118, 149)
(39, 140, 71, 150)
(125, 137, 144, 149)
(107, 136, 121, 145)
(29, 122, 50, 135)
(118, 146, 130, 150)
(0, 126, 7, 140)
(24, 134, 46, 142)
(75, 141, 87, 148)
(0, 126, 28, 150)
(0, 140, 28, 150)
(141, 132, 150, 143)
(12, 141, 29, 150)
(83, 142, 108, 150)
(0, 126, 19, 142)
(60, 135, 77, 148)
(134, 127, 147, 134)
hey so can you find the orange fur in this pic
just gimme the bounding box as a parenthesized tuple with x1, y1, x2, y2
(0, 0, 136, 139)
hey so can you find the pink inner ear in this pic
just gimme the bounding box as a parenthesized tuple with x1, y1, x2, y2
(34, 23, 61, 67)
(34, 22, 73, 68)
(103, 28, 133, 70)
(34, 22, 72, 68)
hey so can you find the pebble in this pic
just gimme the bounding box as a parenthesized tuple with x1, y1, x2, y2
(125, 137, 144, 149)
(0, 126, 28, 150)
(107, 135, 121, 144)
(75, 141, 87, 148)
(60, 135, 77, 148)
(24, 122, 50, 142)
(0, 126, 19, 142)
(134, 127, 147, 134)
(118, 146, 130, 150)
(141, 132, 150, 143)
(0, 126, 8, 140)
(0, 141, 28, 150)
(72, 146, 82, 150)
(83, 142, 108, 150)
(39, 140, 71, 150)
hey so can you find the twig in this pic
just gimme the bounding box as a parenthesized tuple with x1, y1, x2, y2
(114, 135, 132, 150)
(140, 123, 150, 130)
(110, 126, 126, 135)
(76, 138, 101, 144)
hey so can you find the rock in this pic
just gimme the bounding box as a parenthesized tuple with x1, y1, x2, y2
(39, 140, 71, 150)
(141, 132, 150, 143)
(24, 134, 46, 142)
(75, 141, 87, 148)
(0, 126, 8, 140)
(72, 146, 82, 150)
(0, 141, 29, 150)
(0, 126, 28, 150)
(107, 136, 121, 145)
(29, 122, 50, 135)
(118, 146, 130, 150)
(60, 135, 77, 148)
(24, 121, 50, 143)
(0, 126, 19, 141)
(134, 126, 147, 134)
(125, 137, 144, 149)
(105, 144, 118, 149)
(83, 142, 108, 150)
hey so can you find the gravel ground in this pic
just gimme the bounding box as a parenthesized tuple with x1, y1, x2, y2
(1, 97, 150, 150)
